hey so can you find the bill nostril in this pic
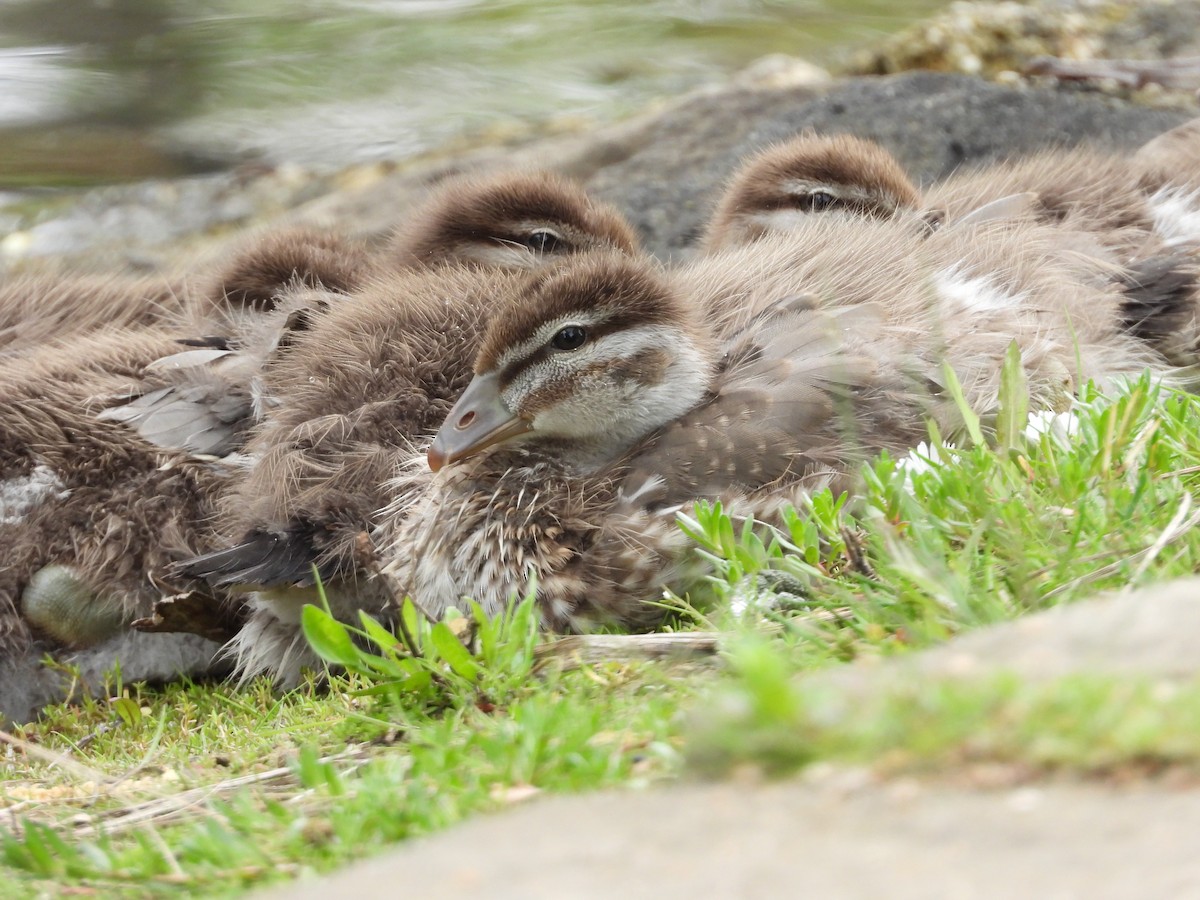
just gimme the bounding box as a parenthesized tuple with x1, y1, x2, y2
(457, 411, 476, 430)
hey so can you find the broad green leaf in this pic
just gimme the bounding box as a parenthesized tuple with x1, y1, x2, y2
(301, 604, 362, 668)
(430, 621, 480, 681)
(110, 696, 143, 728)
(358, 610, 404, 655)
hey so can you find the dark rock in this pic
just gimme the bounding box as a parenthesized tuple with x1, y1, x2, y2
(580, 72, 1192, 258)
(0, 630, 226, 725)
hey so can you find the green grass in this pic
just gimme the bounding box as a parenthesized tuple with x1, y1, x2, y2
(690, 640, 1200, 778)
(681, 373, 1200, 654)
(3, 375, 1200, 897)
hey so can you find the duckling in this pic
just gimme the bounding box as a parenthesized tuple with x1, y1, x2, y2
(702, 133, 926, 252)
(167, 176, 641, 679)
(377, 218, 1165, 629)
(928, 122, 1200, 364)
(0, 324, 236, 700)
(0, 227, 373, 689)
(703, 130, 1194, 258)
(96, 227, 373, 457)
(702, 128, 1200, 364)
(1131, 118, 1200, 235)
(107, 172, 640, 462)
(385, 170, 640, 270)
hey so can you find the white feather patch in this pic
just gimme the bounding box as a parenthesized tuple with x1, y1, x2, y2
(934, 268, 1025, 314)
(1148, 186, 1200, 247)
(0, 465, 70, 525)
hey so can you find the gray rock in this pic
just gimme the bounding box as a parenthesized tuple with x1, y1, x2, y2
(4, 72, 1191, 267)
(258, 776, 1200, 899)
(0, 630, 225, 725)
(580, 72, 1192, 257)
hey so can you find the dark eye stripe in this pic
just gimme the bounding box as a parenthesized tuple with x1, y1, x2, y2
(495, 318, 630, 387)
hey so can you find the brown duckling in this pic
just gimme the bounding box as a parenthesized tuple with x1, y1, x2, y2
(108, 172, 639, 461)
(0, 225, 364, 364)
(169, 175, 641, 680)
(0, 325, 236, 719)
(97, 227, 373, 457)
(385, 170, 640, 270)
(702, 133, 926, 252)
(377, 218, 1165, 630)
(702, 128, 1200, 364)
(702, 130, 1197, 259)
(0, 227, 372, 703)
(0, 273, 184, 357)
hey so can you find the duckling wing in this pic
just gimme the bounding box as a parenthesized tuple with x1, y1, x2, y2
(175, 526, 324, 588)
(99, 288, 347, 458)
(98, 348, 255, 457)
(621, 298, 928, 507)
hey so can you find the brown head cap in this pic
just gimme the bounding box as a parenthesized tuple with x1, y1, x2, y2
(703, 134, 921, 251)
(387, 171, 639, 270)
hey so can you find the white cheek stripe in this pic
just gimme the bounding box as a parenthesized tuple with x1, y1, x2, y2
(506, 323, 676, 403)
(468, 244, 540, 269)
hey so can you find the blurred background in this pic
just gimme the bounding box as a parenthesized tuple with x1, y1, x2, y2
(0, 0, 945, 184)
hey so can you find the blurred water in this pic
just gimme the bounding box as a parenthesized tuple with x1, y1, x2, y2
(0, 0, 945, 179)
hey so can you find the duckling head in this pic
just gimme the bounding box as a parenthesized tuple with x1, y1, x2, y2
(201, 227, 371, 323)
(703, 133, 924, 251)
(427, 253, 714, 472)
(389, 171, 640, 271)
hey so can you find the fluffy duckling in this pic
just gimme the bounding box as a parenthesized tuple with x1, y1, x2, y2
(109, 171, 640, 461)
(0, 325, 236, 725)
(702, 133, 926, 252)
(385, 170, 641, 270)
(0, 225, 363, 365)
(98, 227, 373, 457)
(377, 218, 1165, 630)
(703, 129, 1199, 258)
(0, 273, 184, 357)
(173, 176, 641, 679)
(0, 227, 372, 707)
(702, 128, 1200, 364)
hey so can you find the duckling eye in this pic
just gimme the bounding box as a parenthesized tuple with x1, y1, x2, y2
(807, 190, 837, 212)
(524, 228, 564, 253)
(551, 325, 587, 351)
